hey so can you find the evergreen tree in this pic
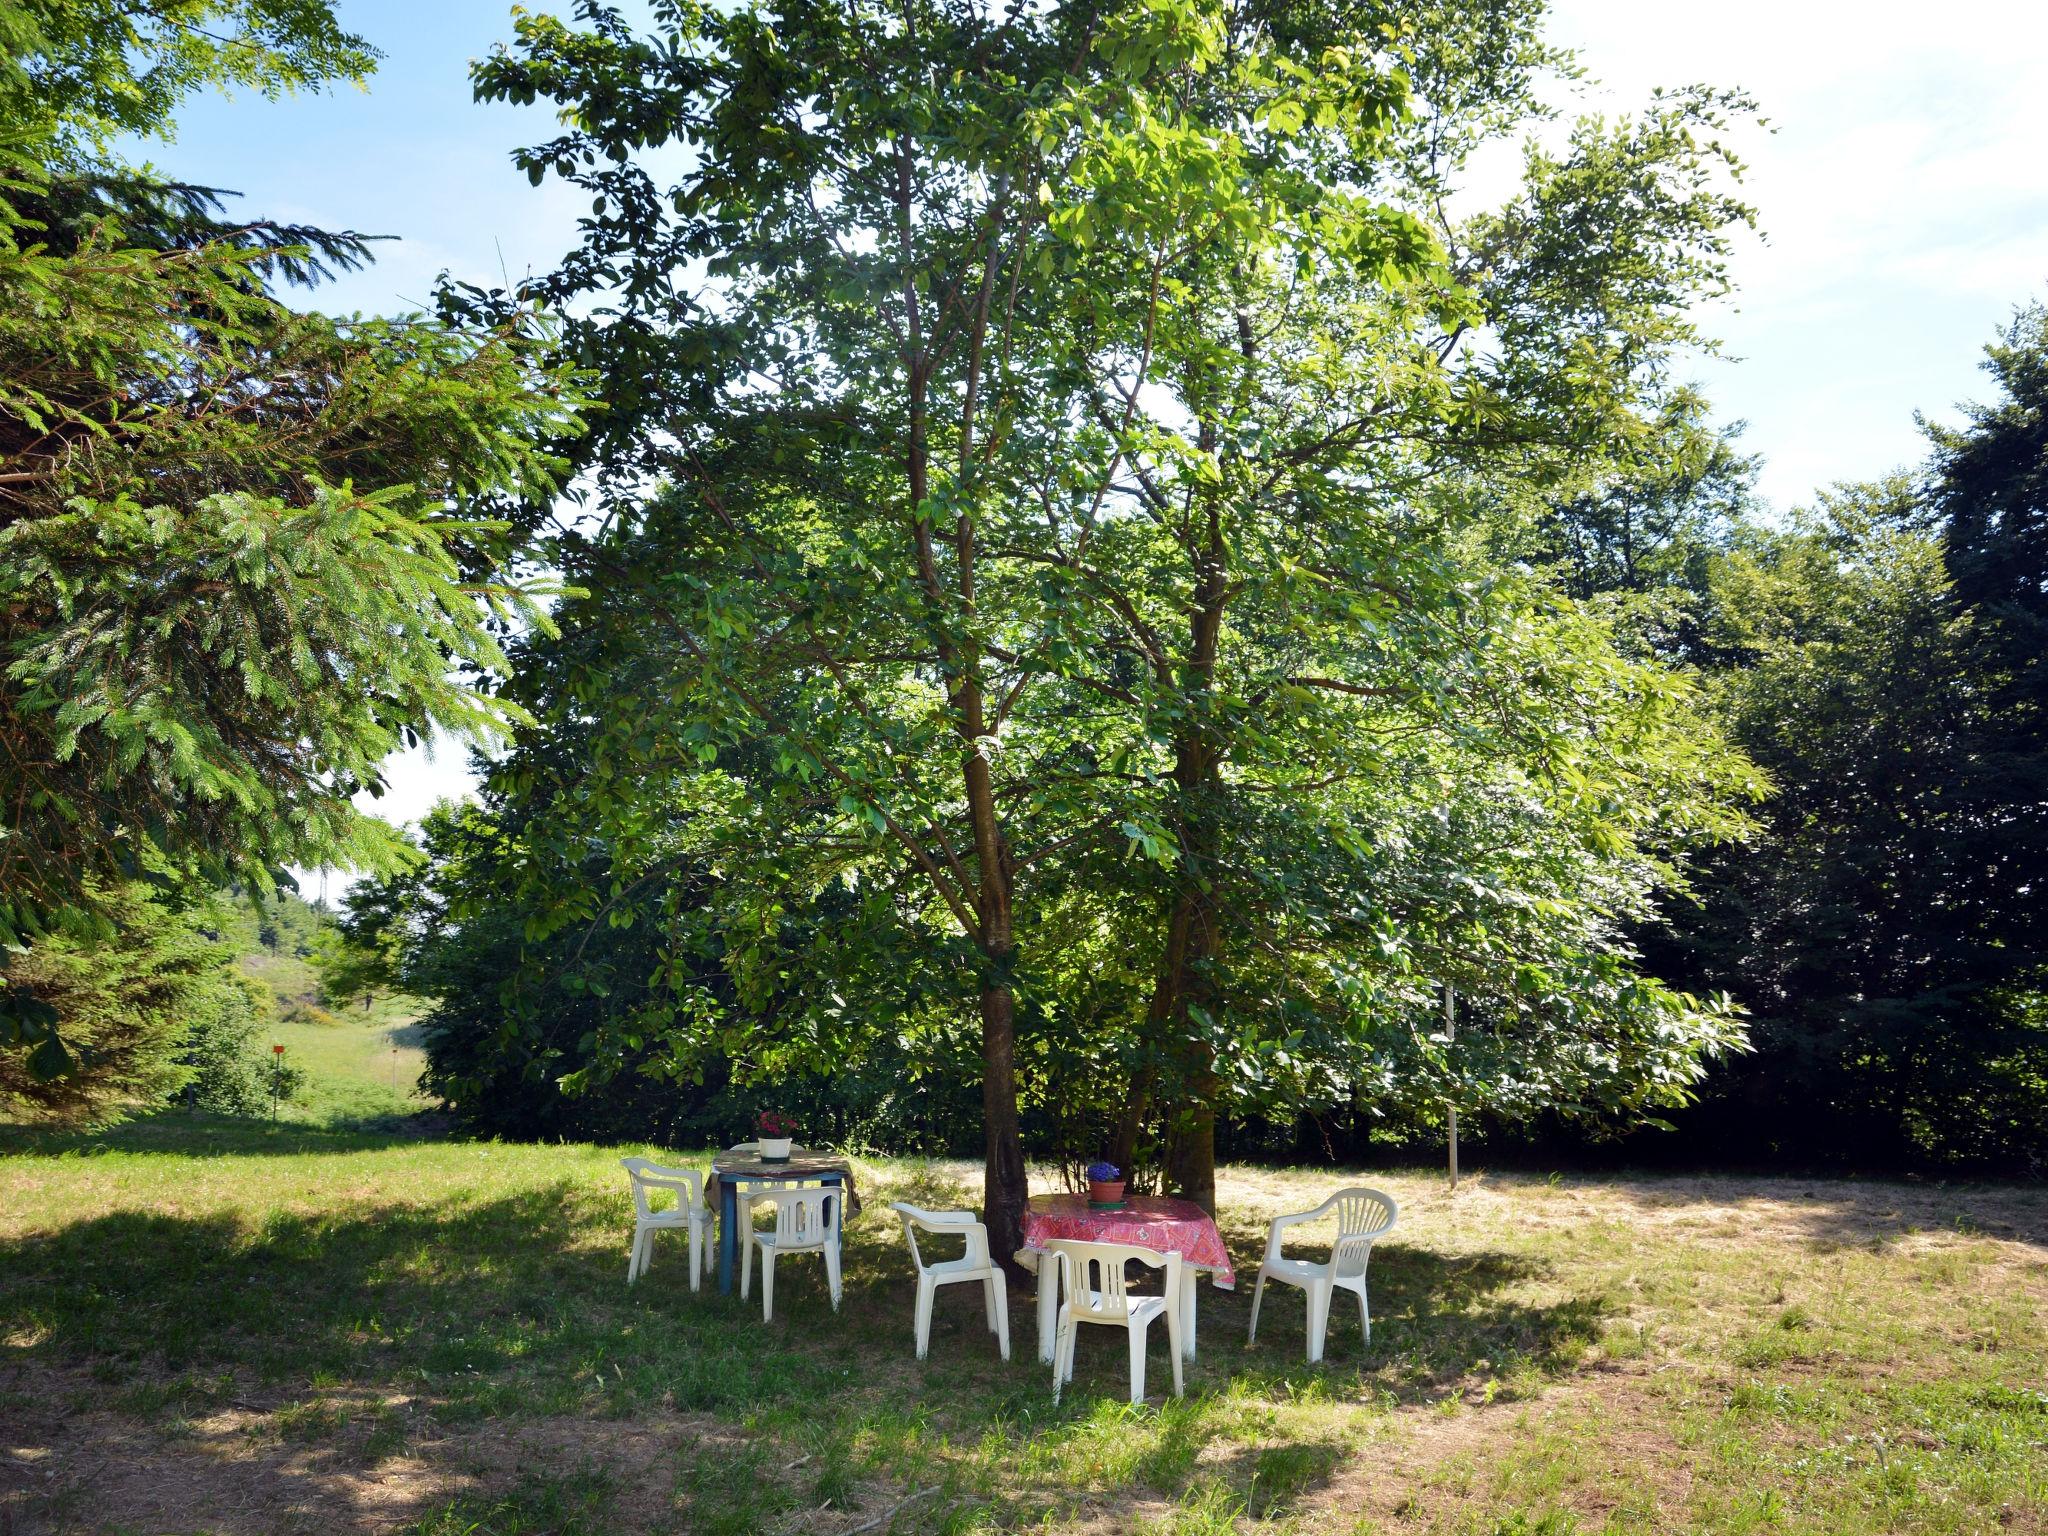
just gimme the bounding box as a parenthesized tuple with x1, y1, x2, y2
(0, 0, 587, 1077)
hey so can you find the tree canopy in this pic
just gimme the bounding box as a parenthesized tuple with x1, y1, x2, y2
(0, 0, 585, 1082)
(390, 0, 1773, 1245)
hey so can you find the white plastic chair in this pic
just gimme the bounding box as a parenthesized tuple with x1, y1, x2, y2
(1248, 1186, 1398, 1362)
(890, 1202, 1009, 1361)
(1047, 1239, 1184, 1404)
(620, 1157, 713, 1290)
(743, 1186, 843, 1320)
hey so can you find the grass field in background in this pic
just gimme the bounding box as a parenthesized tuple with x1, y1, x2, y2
(265, 1009, 427, 1125)
(2, 1114, 2043, 1535)
(236, 937, 428, 1125)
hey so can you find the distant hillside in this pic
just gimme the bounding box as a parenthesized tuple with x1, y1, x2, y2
(223, 890, 431, 1125)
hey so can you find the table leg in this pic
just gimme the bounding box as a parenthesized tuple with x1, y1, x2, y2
(1035, 1257, 1058, 1364)
(719, 1181, 738, 1294)
(1179, 1266, 1198, 1361)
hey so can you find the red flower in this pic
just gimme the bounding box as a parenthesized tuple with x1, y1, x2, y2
(756, 1110, 797, 1138)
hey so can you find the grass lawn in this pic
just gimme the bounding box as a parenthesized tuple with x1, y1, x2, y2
(1, 1118, 2043, 1535)
(235, 945, 428, 1127)
(263, 1009, 427, 1127)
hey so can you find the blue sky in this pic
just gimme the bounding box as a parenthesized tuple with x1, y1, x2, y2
(169, 0, 2043, 850)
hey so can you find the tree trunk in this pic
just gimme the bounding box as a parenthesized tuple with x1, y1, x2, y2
(1142, 544, 1227, 1214)
(1155, 883, 1221, 1214)
(897, 172, 1030, 1278)
(1163, 1095, 1217, 1215)
(978, 975, 1029, 1273)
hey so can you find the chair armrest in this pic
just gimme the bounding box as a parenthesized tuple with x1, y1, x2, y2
(1262, 1206, 1323, 1262)
(890, 1201, 980, 1230)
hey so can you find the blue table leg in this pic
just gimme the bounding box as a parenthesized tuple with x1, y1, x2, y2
(717, 1170, 843, 1296)
(719, 1180, 739, 1294)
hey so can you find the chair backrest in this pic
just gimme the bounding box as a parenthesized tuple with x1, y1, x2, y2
(1327, 1187, 1397, 1276)
(620, 1157, 705, 1220)
(1047, 1239, 1179, 1323)
(766, 1186, 840, 1248)
(890, 1202, 990, 1271)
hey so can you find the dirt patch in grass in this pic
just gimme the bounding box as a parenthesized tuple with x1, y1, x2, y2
(1422, 1170, 2048, 1255)
(1, 1369, 987, 1536)
(0, 1369, 728, 1534)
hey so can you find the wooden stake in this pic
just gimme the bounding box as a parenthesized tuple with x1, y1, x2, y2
(1444, 983, 1458, 1192)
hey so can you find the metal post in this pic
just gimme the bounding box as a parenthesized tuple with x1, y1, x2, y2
(1444, 983, 1458, 1191)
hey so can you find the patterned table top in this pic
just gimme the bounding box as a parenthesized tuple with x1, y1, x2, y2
(1019, 1193, 1235, 1286)
(707, 1146, 862, 1218)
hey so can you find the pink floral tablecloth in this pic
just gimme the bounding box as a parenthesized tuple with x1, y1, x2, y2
(1019, 1193, 1235, 1287)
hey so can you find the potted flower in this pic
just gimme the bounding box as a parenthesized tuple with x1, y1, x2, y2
(1084, 1160, 1125, 1207)
(756, 1111, 797, 1162)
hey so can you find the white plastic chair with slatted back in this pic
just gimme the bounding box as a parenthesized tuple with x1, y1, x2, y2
(1248, 1186, 1398, 1362)
(890, 1202, 1009, 1361)
(1046, 1239, 1183, 1404)
(620, 1157, 713, 1290)
(743, 1185, 843, 1320)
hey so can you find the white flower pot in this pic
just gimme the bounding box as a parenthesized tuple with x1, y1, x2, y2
(759, 1137, 793, 1161)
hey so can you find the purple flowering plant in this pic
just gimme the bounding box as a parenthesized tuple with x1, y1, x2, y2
(1084, 1160, 1121, 1182)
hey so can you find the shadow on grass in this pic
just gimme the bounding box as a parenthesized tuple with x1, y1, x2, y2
(0, 1164, 1619, 1533)
(0, 1109, 440, 1160)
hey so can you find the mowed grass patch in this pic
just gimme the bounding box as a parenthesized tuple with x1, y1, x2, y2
(1, 1128, 2043, 1534)
(265, 1005, 430, 1126)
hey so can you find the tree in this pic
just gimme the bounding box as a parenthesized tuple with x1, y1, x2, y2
(0, 0, 587, 1076)
(0, 884, 270, 1123)
(1632, 313, 2048, 1171)
(469, 0, 1242, 1260)
(1925, 306, 2048, 1024)
(0, 0, 377, 154)
(467, 0, 1764, 1228)
(995, 4, 1764, 1204)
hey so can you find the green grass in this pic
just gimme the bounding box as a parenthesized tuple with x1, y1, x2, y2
(1, 1122, 2042, 1534)
(233, 920, 430, 1127)
(265, 1005, 427, 1125)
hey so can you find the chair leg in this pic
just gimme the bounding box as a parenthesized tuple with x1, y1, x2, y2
(982, 1272, 998, 1332)
(1165, 1295, 1185, 1398)
(1053, 1317, 1074, 1403)
(1307, 1282, 1331, 1364)
(762, 1246, 776, 1322)
(1248, 1271, 1267, 1342)
(1037, 1265, 1059, 1364)
(1356, 1282, 1371, 1344)
(742, 1230, 754, 1299)
(990, 1271, 1011, 1361)
(627, 1228, 641, 1285)
(688, 1225, 702, 1292)
(914, 1275, 935, 1359)
(825, 1239, 842, 1310)
(1127, 1319, 1148, 1404)
(1179, 1265, 1198, 1361)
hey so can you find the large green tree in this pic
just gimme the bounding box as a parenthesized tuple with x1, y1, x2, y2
(470, 0, 1260, 1257)
(461, 0, 1765, 1237)
(0, 0, 586, 1076)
